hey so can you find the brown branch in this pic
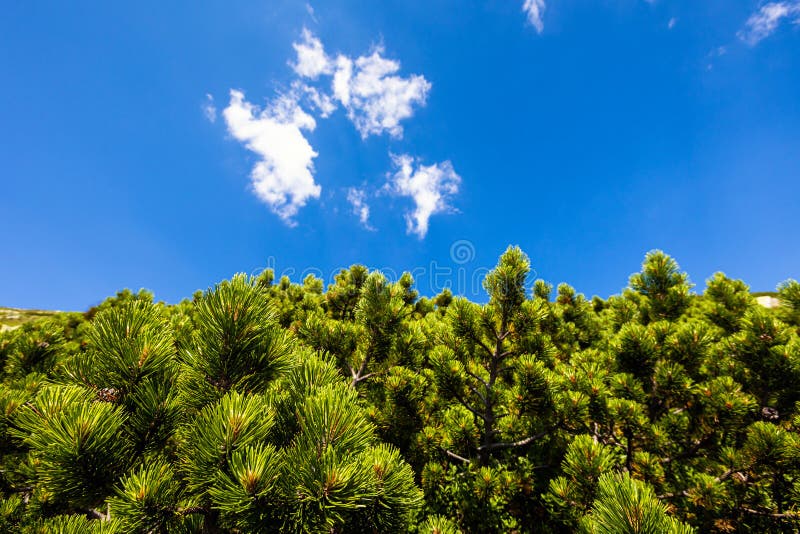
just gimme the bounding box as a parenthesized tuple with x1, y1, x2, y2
(472, 336, 495, 360)
(452, 391, 486, 421)
(464, 381, 487, 403)
(496, 350, 514, 361)
(464, 367, 489, 390)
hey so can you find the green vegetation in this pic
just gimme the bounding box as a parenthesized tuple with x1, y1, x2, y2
(1, 250, 799, 533)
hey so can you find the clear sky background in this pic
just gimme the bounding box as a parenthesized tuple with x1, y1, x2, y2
(1, 0, 799, 310)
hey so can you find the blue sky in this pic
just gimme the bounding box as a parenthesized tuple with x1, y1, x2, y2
(2, 0, 799, 310)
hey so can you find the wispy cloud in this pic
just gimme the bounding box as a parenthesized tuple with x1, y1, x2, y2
(202, 93, 217, 123)
(522, 0, 546, 33)
(705, 45, 727, 71)
(305, 3, 317, 23)
(291, 29, 431, 138)
(387, 155, 461, 238)
(738, 1, 800, 45)
(668, 17, 677, 30)
(295, 82, 336, 118)
(346, 187, 374, 230)
(223, 90, 321, 224)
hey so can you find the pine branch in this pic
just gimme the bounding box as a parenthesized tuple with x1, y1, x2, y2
(659, 469, 741, 500)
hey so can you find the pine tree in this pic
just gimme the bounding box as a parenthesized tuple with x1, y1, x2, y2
(1, 274, 423, 533)
(778, 279, 800, 329)
(1, 248, 799, 533)
(629, 251, 692, 322)
(430, 246, 555, 466)
(703, 272, 753, 333)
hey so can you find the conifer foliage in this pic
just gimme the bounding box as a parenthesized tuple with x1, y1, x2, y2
(1, 248, 799, 532)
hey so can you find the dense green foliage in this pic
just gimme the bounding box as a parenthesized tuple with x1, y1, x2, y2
(1, 249, 799, 533)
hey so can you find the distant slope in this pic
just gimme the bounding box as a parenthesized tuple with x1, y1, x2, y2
(0, 307, 62, 332)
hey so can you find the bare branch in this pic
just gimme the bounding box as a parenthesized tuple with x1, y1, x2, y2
(741, 507, 800, 519)
(496, 350, 514, 362)
(472, 336, 495, 360)
(452, 391, 487, 421)
(351, 370, 385, 385)
(658, 490, 690, 499)
(77, 508, 107, 521)
(464, 381, 487, 403)
(464, 367, 489, 389)
(478, 431, 549, 452)
(444, 449, 471, 464)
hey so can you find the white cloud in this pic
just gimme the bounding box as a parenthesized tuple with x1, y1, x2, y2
(292, 31, 431, 138)
(332, 55, 353, 106)
(738, 1, 800, 45)
(222, 30, 446, 229)
(295, 82, 337, 117)
(387, 154, 460, 238)
(668, 17, 677, 29)
(291, 28, 334, 78)
(203, 93, 217, 123)
(346, 187, 374, 230)
(522, 0, 546, 33)
(223, 89, 321, 224)
(332, 49, 431, 138)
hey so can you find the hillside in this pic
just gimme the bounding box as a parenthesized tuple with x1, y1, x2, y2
(0, 307, 63, 332)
